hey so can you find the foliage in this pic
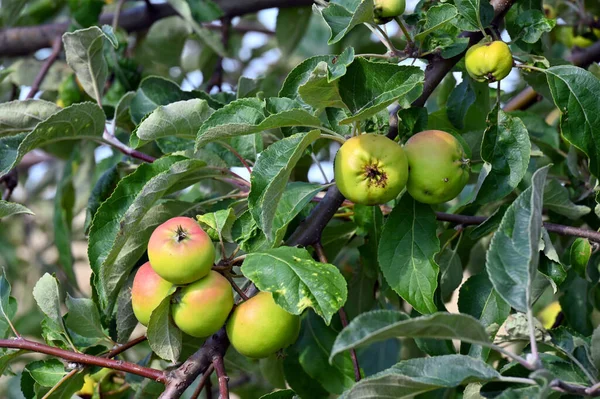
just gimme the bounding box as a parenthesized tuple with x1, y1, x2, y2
(0, 0, 600, 397)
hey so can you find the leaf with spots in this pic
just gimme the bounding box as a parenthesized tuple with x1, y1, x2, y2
(0, 99, 61, 137)
(0, 102, 105, 179)
(241, 247, 348, 325)
(377, 194, 440, 314)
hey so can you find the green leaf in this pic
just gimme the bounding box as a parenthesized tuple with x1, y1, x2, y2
(591, 325, 600, 372)
(339, 355, 500, 398)
(454, 0, 494, 32)
(24, 359, 65, 387)
(280, 49, 354, 103)
(296, 312, 356, 394)
(271, 182, 324, 245)
(32, 274, 68, 337)
(458, 274, 510, 360)
(241, 247, 347, 325)
(130, 76, 207, 124)
(546, 66, 600, 179)
(0, 100, 60, 137)
(436, 247, 463, 302)
(166, 0, 226, 56)
(474, 105, 531, 204)
(248, 130, 321, 240)
(378, 195, 439, 314)
(330, 311, 490, 362)
(446, 79, 475, 130)
(515, 10, 555, 43)
(469, 204, 508, 240)
(414, 4, 459, 41)
(147, 296, 181, 363)
(298, 62, 347, 110)
(0, 349, 25, 376)
(132, 99, 214, 148)
(276, 7, 312, 55)
(65, 295, 107, 343)
(338, 59, 424, 124)
(0, 275, 17, 339)
(544, 179, 590, 219)
(44, 370, 85, 399)
(195, 98, 323, 149)
(88, 157, 210, 315)
(63, 27, 111, 103)
(0, 102, 105, 179)
(0, 200, 34, 218)
(316, 0, 374, 45)
(197, 208, 236, 242)
(69, 0, 104, 27)
(485, 165, 550, 313)
(116, 273, 137, 344)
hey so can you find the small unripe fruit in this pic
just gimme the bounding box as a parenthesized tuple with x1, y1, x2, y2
(542, 4, 556, 19)
(334, 134, 409, 206)
(373, 0, 406, 24)
(404, 130, 470, 204)
(171, 271, 234, 338)
(537, 301, 561, 329)
(148, 216, 215, 285)
(227, 292, 301, 359)
(570, 238, 592, 278)
(131, 262, 173, 326)
(465, 41, 513, 83)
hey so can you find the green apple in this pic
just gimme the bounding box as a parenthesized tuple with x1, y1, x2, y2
(465, 40, 513, 83)
(404, 130, 470, 204)
(131, 262, 173, 326)
(226, 292, 301, 359)
(171, 271, 234, 338)
(147, 216, 215, 285)
(373, 0, 406, 24)
(334, 134, 409, 206)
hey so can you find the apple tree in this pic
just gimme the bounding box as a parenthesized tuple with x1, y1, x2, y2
(1, 0, 600, 397)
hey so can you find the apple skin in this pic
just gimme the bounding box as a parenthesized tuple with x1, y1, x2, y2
(131, 262, 173, 326)
(374, 0, 405, 24)
(148, 216, 215, 285)
(171, 271, 234, 338)
(226, 292, 301, 359)
(404, 130, 470, 204)
(465, 41, 513, 83)
(334, 134, 409, 206)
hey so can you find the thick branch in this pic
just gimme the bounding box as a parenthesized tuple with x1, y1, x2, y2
(0, 0, 311, 56)
(0, 338, 166, 382)
(159, 328, 230, 399)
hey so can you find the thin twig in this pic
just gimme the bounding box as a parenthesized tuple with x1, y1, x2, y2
(215, 140, 252, 176)
(101, 129, 156, 163)
(223, 273, 249, 301)
(190, 364, 215, 399)
(212, 355, 229, 399)
(0, 338, 166, 382)
(206, 17, 231, 91)
(105, 335, 147, 359)
(26, 37, 62, 100)
(310, 153, 329, 184)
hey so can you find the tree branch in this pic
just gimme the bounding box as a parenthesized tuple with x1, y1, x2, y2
(0, 338, 166, 382)
(190, 364, 215, 399)
(159, 328, 230, 399)
(25, 37, 62, 100)
(0, 0, 312, 56)
(212, 355, 229, 399)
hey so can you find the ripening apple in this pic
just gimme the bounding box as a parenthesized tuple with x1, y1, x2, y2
(465, 40, 513, 83)
(147, 216, 215, 285)
(404, 130, 470, 204)
(171, 271, 234, 338)
(373, 0, 406, 24)
(226, 292, 301, 359)
(131, 262, 173, 326)
(334, 134, 409, 206)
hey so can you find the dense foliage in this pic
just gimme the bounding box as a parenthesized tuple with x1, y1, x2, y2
(1, 0, 600, 398)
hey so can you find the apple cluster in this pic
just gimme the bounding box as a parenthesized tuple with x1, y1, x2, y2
(334, 130, 470, 206)
(131, 217, 300, 359)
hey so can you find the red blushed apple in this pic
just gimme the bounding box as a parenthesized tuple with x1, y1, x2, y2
(171, 271, 234, 338)
(131, 262, 173, 326)
(147, 216, 215, 285)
